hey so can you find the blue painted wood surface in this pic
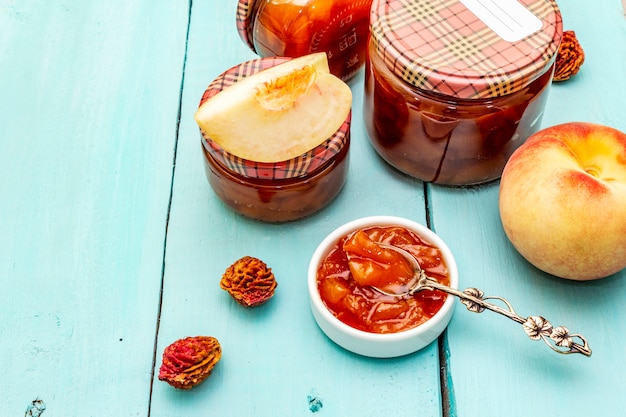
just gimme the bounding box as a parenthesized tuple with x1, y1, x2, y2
(1, 0, 624, 416)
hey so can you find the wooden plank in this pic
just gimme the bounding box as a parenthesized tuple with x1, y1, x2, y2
(430, 0, 626, 415)
(3, 0, 623, 415)
(0, 1, 188, 415)
(150, 1, 443, 416)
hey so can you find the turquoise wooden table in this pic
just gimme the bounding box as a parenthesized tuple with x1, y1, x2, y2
(2, 1, 625, 416)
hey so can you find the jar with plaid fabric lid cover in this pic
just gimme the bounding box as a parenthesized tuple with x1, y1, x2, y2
(236, 0, 373, 81)
(363, 0, 563, 185)
(198, 57, 351, 223)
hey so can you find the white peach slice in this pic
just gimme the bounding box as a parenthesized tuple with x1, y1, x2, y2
(194, 53, 352, 163)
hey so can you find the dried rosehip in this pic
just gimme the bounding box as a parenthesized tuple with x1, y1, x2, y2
(554, 30, 585, 82)
(158, 336, 221, 390)
(220, 256, 277, 307)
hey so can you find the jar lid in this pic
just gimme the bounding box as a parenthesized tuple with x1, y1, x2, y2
(370, 0, 563, 99)
(198, 57, 351, 180)
(236, 0, 257, 52)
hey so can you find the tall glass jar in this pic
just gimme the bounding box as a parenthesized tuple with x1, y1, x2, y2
(364, 0, 563, 185)
(236, 0, 373, 81)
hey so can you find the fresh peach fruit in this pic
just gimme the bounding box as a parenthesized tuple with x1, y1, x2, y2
(499, 122, 626, 280)
(194, 52, 352, 162)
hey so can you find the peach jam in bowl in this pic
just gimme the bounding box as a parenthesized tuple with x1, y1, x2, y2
(364, 0, 563, 185)
(198, 57, 351, 223)
(308, 216, 458, 358)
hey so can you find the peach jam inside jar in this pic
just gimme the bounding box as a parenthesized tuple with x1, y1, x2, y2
(198, 57, 351, 223)
(364, 0, 563, 185)
(316, 225, 450, 334)
(236, 0, 373, 81)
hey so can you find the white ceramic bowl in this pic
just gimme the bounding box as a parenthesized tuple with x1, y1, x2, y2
(308, 215, 458, 358)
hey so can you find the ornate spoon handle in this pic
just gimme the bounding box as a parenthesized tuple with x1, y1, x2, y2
(415, 274, 592, 357)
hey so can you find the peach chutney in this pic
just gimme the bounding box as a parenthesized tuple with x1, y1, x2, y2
(364, 0, 563, 185)
(316, 225, 449, 334)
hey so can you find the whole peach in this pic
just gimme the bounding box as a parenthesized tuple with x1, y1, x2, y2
(499, 122, 626, 280)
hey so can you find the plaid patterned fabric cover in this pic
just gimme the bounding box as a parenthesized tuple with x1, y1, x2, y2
(370, 0, 563, 99)
(198, 57, 351, 180)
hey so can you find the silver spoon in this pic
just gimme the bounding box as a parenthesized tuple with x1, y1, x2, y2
(369, 244, 592, 357)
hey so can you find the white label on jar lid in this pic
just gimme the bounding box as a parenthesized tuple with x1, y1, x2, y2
(459, 0, 542, 42)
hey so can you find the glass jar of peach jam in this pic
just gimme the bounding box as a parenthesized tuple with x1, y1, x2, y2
(198, 57, 351, 223)
(364, 0, 563, 185)
(236, 0, 373, 81)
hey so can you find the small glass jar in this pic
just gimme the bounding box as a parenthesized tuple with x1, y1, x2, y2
(198, 57, 351, 223)
(364, 0, 563, 185)
(236, 0, 373, 81)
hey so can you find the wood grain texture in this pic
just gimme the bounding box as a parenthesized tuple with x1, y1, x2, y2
(2, 0, 625, 415)
(148, 1, 441, 416)
(430, 0, 626, 415)
(0, 1, 188, 415)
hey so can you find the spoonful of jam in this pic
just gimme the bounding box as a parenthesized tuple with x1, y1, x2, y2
(343, 230, 592, 357)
